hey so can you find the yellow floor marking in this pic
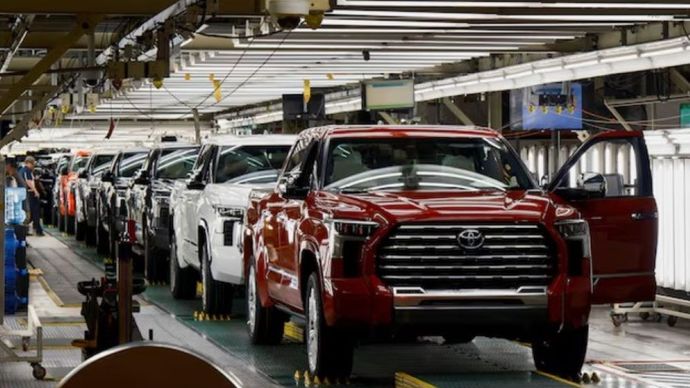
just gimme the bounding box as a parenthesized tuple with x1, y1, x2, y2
(395, 372, 436, 388)
(535, 371, 582, 387)
(36, 275, 66, 307)
(283, 321, 304, 343)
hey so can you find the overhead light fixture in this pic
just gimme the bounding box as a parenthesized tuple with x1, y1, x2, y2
(320, 18, 471, 28)
(534, 66, 562, 74)
(336, 0, 690, 10)
(563, 59, 600, 69)
(505, 69, 533, 79)
(480, 75, 504, 83)
(640, 46, 686, 57)
(331, 9, 678, 22)
(600, 53, 639, 63)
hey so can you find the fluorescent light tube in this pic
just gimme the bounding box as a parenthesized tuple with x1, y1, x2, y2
(640, 46, 686, 57)
(600, 53, 639, 63)
(563, 59, 599, 69)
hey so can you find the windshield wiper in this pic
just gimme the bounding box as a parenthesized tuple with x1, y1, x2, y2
(337, 188, 372, 194)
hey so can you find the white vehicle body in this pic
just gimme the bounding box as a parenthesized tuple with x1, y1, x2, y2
(171, 135, 297, 287)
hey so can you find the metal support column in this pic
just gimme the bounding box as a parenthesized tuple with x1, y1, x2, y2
(0, 14, 102, 116)
(488, 92, 502, 131)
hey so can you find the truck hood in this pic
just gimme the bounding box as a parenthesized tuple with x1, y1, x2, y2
(315, 190, 558, 224)
(150, 179, 176, 195)
(207, 183, 275, 208)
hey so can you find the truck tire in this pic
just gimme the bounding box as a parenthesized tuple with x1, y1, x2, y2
(169, 233, 196, 299)
(246, 260, 285, 345)
(201, 242, 234, 315)
(532, 325, 588, 380)
(108, 215, 116, 258)
(144, 219, 168, 283)
(305, 272, 354, 379)
(75, 216, 86, 241)
(96, 214, 109, 256)
(85, 222, 97, 246)
(66, 215, 75, 235)
(58, 212, 65, 232)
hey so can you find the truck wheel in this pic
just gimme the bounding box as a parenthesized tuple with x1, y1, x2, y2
(201, 242, 234, 315)
(169, 233, 196, 299)
(96, 215, 109, 255)
(247, 261, 285, 345)
(532, 325, 588, 380)
(85, 222, 96, 246)
(306, 272, 354, 379)
(75, 217, 86, 241)
(58, 212, 65, 232)
(66, 215, 75, 234)
(108, 214, 118, 260)
(143, 224, 159, 282)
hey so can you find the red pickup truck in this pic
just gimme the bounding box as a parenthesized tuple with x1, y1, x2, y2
(243, 125, 657, 380)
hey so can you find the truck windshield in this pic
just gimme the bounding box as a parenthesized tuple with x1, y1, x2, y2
(215, 145, 291, 184)
(118, 152, 148, 178)
(91, 155, 115, 175)
(156, 147, 200, 180)
(324, 137, 534, 192)
(70, 156, 89, 172)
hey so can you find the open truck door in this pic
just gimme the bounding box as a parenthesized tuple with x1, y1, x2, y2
(549, 131, 658, 304)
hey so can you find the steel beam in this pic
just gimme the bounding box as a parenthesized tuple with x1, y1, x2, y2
(0, 0, 263, 15)
(0, 85, 61, 148)
(604, 100, 634, 131)
(0, 14, 102, 116)
(670, 68, 690, 94)
(0, 15, 35, 76)
(378, 111, 397, 125)
(441, 97, 474, 126)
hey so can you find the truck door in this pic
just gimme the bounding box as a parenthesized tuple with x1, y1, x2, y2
(549, 131, 657, 304)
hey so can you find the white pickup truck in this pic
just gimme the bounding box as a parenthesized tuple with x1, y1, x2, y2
(169, 134, 296, 315)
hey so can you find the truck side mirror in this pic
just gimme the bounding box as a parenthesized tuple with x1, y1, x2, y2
(281, 172, 309, 200)
(578, 172, 606, 198)
(77, 168, 88, 179)
(134, 170, 150, 185)
(101, 170, 114, 183)
(186, 170, 205, 190)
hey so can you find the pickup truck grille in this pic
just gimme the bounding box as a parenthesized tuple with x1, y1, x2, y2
(376, 222, 556, 290)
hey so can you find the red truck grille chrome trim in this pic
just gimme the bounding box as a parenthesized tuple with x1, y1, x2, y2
(377, 222, 556, 290)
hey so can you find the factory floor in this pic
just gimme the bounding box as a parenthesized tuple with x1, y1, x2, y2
(2, 229, 690, 388)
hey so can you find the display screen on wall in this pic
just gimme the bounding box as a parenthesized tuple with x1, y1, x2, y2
(680, 103, 690, 128)
(362, 79, 415, 111)
(510, 83, 583, 130)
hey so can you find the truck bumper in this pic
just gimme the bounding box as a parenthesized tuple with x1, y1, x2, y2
(324, 274, 590, 335)
(209, 218, 244, 285)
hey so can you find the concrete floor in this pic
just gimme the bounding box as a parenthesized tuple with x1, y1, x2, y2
(2, 232, 690, 387)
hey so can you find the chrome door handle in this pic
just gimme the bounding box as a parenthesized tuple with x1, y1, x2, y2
(631, 212, 658, 221)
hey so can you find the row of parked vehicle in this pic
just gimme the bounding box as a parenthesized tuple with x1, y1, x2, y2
(46, 125, 658, 380)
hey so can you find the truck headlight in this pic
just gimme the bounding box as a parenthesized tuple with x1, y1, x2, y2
(331, 219, 379, 238)
(327, 219, 379, 277)
(214, 206, 244, 219)
(555, 219, 591, 277)
(555, 219, 588, 238)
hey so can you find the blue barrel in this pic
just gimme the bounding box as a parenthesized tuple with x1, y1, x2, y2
(4, 228, 18, 312)
(4, 188, 26, 225)
(4, 291, 17, 314)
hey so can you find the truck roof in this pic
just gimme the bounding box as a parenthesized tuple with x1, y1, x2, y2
(304, 125, 500, 140)
(203, 134, 298, 147)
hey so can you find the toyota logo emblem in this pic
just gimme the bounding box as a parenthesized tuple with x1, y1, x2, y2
(457, 229, 484, 250)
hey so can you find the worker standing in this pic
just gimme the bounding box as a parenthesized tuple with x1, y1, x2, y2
(19, 156, 44, 236)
